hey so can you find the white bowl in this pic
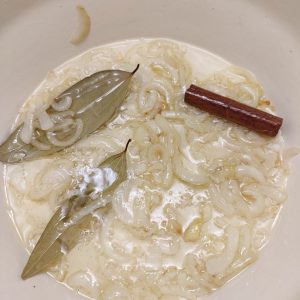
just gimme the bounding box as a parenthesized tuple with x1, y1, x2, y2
(0, 1, 299, 299)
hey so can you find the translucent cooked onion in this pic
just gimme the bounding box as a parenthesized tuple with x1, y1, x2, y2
(51, 95, 73, 112)
(209, 184, 236, 216)
(46, 118, 83, 147)
(37, 109, 54, 130)
(199, 66, 264, 107)
(70, 5, 91, 45)
(150, 60, 179, 84)
(51, 118, 75, 132)
(66, 271, 99, 299)
(31, 137, 51, 151)
(236, 165, 265, 183)
(283, 147, 300, 160)
(138, 80, 173, 114)
(237, 187, 265, 218)
(103, 281, 130, 300)
(20, 112, 34, 144)
(205, 226, 239, 275)
(162, 161, 173, 189)
(154, 234, 180, 255)
(173, 150, 208, 185)
(50, 110, 75, 123)
(112, 181, 135, 225)
(28, 161, 72, 202)
(238, 226, 251, 256)
(148, 144, 169, 162)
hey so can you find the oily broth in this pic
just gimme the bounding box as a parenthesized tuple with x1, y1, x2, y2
(4, 39, 288, 300)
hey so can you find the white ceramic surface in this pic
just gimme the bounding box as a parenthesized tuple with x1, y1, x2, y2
(0, 1, 299, 299)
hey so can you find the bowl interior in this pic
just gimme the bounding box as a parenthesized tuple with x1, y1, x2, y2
(0, 1, 299, 299)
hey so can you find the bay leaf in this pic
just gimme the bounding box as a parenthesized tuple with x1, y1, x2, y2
(0, 66, 139, 163)
(21, 139, 131, 280)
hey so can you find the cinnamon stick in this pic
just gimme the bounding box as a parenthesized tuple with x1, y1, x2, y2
(184, 85, 283, 137)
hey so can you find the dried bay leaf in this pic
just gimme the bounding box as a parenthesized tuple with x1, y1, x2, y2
(21, 201, 95, 279)
(21, 140, 131, 280)
(0, 66, 139, 163)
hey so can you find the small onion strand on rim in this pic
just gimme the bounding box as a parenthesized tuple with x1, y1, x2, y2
(46, 118, 83, 147)
(70, 5, 91, 45)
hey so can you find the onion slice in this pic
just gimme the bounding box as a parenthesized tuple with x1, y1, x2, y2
(46, 118, 83, 147)
(51, 96, 72, 112)
(206, 226, 239, 275)
(31, 138, 51, 151)
(37, 110, 54, 130)
(20, 112, 34, 144)
(70, 5, 91, 45)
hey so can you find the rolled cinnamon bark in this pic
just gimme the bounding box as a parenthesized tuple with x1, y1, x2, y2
(184, 85, 283, 137)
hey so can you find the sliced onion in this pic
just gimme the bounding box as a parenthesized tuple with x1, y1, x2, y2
(67, 196, 110, 225)
(31, 138, 51, 151)
(209, 184, 236, 216)
(238, 226, 251, 256)
(173, 150, 208, 186)
(50, 110, 75, 123)
(162, 160, 173, 189)
(112, 180, 135, 225)
(138, 80, 173, 114)
(236, 165, 265, 183)
(183, 254, 213, 291)
(20, 112, 34, 144)
(134, 126, 151, 147)
(237, 188, 265, 218)
(260, 184, 287, 204)
(51, 118, 75, 132)
(66, 271, 99, 299)
(148, 144, 169, 162)
(150, 59, 179, 84)
(29, 161, 72, 201)
(99, 215, 133, 263)
(145, 119, 162, 136)
(283, 147, 300, 160)
(103, 281, 130, 299)
(206, 226, 239, 275)
(154, 114, 173, 135)
(70, 5, 91, 45)
(37, 110, 54, 130)
(38, 110, 54, 130)
(138, 89, 159, 114)
(200, 65, 263, 107)
(51, 95, 73, 112)
(46, 118, 83, 147)
(161, 111, 184, 120)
